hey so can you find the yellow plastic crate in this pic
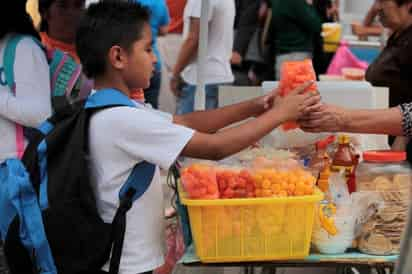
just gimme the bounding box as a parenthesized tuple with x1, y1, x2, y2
(179, 183, 323, 262)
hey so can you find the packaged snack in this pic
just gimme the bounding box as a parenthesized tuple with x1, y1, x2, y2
(278, 59, 318, 131)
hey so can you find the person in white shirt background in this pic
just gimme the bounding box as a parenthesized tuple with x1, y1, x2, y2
(170, 0, 236, 114)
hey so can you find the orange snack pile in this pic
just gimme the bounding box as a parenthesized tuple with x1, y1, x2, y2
(217, 169, 256, 199)
(253, 168, 316, 197)
(279, 59, 318, 130)
(181, 164, 219, 199)
(182, 163, 317, 200)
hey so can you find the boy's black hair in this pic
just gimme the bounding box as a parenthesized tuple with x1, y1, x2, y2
(76, 0, 150, 79)
(0, 0, 40, 40)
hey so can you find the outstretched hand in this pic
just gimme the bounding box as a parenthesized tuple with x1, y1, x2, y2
(272, 81, 322, 122)
(299, 103, 346, 133)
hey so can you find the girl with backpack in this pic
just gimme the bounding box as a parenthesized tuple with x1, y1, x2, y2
(0, 0, 52, 162)
(0, 0, 52, 272)
(38, 0, 86, 63)
(38, 0, 93, 103)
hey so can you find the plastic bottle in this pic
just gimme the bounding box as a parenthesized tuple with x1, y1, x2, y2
(331, 135, 354, 173)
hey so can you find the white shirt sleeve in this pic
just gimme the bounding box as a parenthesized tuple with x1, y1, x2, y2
(186, 0, 214, 21)
(105, 107, 195, 170)
(0, 38, 52, 127)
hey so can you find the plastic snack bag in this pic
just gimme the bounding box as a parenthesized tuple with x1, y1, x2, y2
(278, 59, 318, 131)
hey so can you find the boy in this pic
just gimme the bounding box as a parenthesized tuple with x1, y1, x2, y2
(76, 2, 320, 274)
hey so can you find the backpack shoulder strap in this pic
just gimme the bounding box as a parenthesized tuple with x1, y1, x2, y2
(3, 35, 45, 91)
(85, 88, 137, 109)
(3, 35, 42, 159)
(3, 35, 25, 92)
(1, 158, 58, 274)
(49, 49, 82, 98)
(85, 89, 156, 274)
(109, 161, 156, 274)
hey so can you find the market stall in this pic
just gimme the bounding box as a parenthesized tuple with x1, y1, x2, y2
(171, 141, 407, 274)
(164, 2, 412, 273)
(167, 60, 409, 274)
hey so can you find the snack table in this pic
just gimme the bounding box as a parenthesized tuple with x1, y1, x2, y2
(180, 244, 398, 274)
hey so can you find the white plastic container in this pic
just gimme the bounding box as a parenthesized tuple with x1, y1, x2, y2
(312, 215, 356, 254)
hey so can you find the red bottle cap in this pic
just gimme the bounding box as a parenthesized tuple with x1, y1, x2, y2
(363, 150, 406, 163)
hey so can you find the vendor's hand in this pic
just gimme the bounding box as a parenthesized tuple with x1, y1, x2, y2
(170, 75, 182, 97)
(299, 103, 347, 133)
(273, 81, 321, 122)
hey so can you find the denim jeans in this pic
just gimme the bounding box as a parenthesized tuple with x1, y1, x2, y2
(175, 83, 221, 115)
(144, 70, 161, 109)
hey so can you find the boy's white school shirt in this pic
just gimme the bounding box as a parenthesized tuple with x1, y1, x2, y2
(89, 101, 194, 274)
(0, 35, 52, 162)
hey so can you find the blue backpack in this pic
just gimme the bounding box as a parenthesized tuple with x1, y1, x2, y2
(0, 89, 156, 274)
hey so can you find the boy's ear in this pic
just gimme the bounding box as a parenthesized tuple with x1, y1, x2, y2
(108, 46, 128, 70)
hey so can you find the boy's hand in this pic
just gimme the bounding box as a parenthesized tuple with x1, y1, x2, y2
(254, 88, 280, 115)
(272, 81, 321, 122)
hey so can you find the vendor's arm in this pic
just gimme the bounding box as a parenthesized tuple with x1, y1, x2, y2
(300, 104, 404, 136)
(180, 87, 320, 160)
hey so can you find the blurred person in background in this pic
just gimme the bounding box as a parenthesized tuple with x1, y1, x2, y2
(312, 0, 339, 76)
(271, 0, 322, 80)
(351, 2, 385, 40)
(171, 0, 235, 114)
(232, 0, 275, 86)
(158, 0, 186, 113)
(38, 0, 85, 63)
(363, 0, 412, 149)
(135, 0, 170, 109)
(365, 0, 412, 109)
(0, 1, 52, 272)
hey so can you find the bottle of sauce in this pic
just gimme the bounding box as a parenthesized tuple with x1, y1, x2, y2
(331, 135, 354, 173)
(331, 135, 357, 193)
